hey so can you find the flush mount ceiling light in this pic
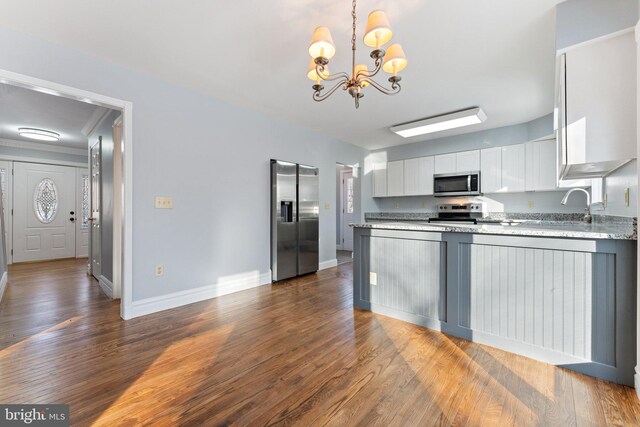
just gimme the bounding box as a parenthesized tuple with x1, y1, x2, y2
(390, 107, 487, 138)
(308, 0, 407, 109)
(18, 128, 60, 142)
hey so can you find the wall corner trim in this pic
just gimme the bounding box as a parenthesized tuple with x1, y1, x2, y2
(129, 271, 272, 319)
(635, 369, 640, 396)
(98, 275, 114, 299)
(635, 19, 640, 42)
(0, 271, 7, 303)
(319, 259, 338, 270)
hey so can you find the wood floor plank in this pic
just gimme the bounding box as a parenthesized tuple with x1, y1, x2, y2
(1, 258, 638, 426)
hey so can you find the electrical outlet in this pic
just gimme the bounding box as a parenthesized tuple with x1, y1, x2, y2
(421, 201, 427, 208)
(155, 196, 173, 209)
(527, 201, 534, 209)
(394, 203, 400, 209)
(155, 264, 164, 277)
(624, 188, 630, 207)
(324, 202, 330, 209)
(369, 272, 377, 286)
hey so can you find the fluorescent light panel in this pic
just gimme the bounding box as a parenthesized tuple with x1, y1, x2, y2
(18, 128, 60, 142)
(391, 107, 487, 138)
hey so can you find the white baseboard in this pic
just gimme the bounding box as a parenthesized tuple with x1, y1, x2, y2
(130, 271, 272, 319)
(98, 275, 114, 299)
(0, 271, 7, 303)
(319, 259, 338, 270)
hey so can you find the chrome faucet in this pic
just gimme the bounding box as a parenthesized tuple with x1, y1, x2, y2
(561, 188, 592, 223)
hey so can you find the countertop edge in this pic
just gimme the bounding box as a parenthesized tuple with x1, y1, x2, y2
(350, 222, 637, 241)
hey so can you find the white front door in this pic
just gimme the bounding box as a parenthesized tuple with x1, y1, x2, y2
(76, 168, 89, 258)
(341, 170, 354, 251)
(13, 162, 76, 262)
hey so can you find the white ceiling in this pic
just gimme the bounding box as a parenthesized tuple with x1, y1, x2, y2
(0, 83, 101, 149)
(0, 0, 562, 150)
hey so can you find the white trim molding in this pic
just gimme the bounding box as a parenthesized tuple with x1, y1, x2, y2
(130, 271, 272, 318)
(98, 275, 114, 299)
(0, 68, 135, 321)
(319, 259, 338, 270)
(635, 18, 640, 43)
(0, 137, 87, 156)
(0, 271, 7, 303)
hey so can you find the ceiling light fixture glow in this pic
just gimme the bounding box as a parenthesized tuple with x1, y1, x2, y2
(18, 128, 60, 142)
(390, 107, 487, 138)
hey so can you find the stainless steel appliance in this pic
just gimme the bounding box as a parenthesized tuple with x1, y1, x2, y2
(428, 203, 487, 224)
(271, 160, 319, 282)
(433, 171, 481, 197)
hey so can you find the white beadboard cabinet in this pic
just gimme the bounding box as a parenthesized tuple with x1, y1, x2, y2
(386, 160, 404, 197)
(501, 144, 526, 193)
(373, 163, 387, 197)
(525, 139, 557, 191)
(455, 150, 480, 172)
(480, 147, 502, 193)
(557, 31, 636, 179)
(404, 156, 435, 196)
(434, 153, 456, 174)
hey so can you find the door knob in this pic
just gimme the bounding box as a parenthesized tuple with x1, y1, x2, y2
(70, 218, 75, 222)
(70, 211, 75, 215)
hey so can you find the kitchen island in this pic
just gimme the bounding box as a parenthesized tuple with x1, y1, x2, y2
(351, 220, 637, 385)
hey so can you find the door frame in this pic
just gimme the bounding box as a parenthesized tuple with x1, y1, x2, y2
(0, 68, 134, 320)
(338, 167, 353, 251)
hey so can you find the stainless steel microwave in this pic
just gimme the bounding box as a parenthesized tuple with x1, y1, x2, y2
(433, 171, 481, 197)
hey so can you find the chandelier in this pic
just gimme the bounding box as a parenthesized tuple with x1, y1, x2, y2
(307, 0, 408, 109)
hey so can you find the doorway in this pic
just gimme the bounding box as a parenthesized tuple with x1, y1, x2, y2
(0, 68, 133, 319)
(336, 163, 354, 265)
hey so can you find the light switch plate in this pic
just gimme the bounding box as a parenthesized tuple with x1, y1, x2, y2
(369, 272, 377, 286)
(155, 196, 173, 209)
(155, 264, 164, 277)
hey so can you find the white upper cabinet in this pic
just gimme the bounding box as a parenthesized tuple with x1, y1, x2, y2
(558, 31, 636, 179)
(480, 147, 502, 193)
(501, 144, 526, 193)
(434, 153, 456, 174)
(373, 163, 387, 197)
(387, 160, 404, 197)
(404, 156, 434, 196)
(525, 139, 557, 192)
(455, 150, 480, 172)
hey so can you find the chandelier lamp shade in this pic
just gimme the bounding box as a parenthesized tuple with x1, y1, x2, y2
(307, 0, 407, 109)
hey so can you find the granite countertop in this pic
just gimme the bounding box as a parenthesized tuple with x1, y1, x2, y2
(351, 220, 637, 240)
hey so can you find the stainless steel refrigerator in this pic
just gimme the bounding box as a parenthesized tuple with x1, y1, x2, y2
(271, 159, 319, 282)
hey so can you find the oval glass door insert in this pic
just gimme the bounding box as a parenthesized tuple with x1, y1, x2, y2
(34, 178, 58, 223)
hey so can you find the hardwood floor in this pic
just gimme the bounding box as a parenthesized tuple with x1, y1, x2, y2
(1, 258, 639, 426)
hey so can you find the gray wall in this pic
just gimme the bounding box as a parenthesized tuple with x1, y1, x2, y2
(556, 0, 638, 50)
(88, 110, 120, 283)
(602, 160, 638, 217)
(0, 25, 366, 301)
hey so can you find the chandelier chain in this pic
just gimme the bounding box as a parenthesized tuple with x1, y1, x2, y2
(351, 0, 357, 51)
